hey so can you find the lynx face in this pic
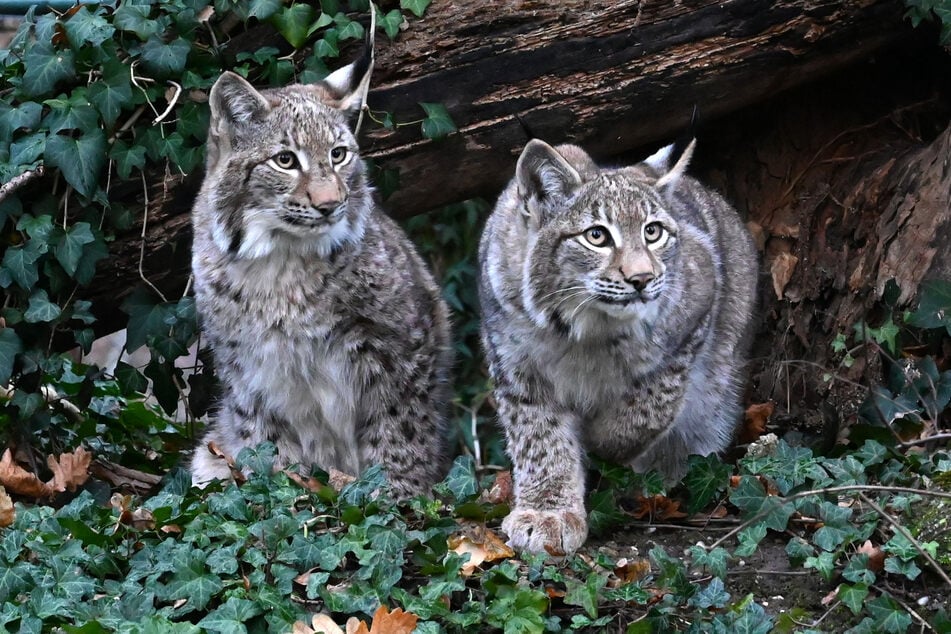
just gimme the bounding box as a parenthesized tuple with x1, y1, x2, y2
(203, 62, 371, 259)
(541, 177, 680, 321)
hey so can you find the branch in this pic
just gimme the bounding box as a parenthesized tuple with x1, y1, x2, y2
(0, 166, 45, 205)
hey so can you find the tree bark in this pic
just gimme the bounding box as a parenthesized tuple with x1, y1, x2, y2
(90, 0, 916, 336)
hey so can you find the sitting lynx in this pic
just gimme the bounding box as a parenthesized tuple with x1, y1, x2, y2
(479, 139, 758, 554)
(189, 43, 452, 495)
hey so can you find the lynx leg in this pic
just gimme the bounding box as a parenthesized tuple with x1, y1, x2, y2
(497, 395, 588, 555)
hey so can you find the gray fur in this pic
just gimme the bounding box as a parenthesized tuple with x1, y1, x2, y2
(479, 140, 758, 554)
(190, 53, 452, 496)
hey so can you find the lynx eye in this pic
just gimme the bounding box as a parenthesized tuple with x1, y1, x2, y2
(329, 146, 350, 165)
(272, 151, 299, 170)
(644, 222, 666, 245)
(582, 226, 613, 248)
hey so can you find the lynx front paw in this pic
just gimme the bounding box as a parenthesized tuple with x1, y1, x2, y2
(502, 507, 588, 555)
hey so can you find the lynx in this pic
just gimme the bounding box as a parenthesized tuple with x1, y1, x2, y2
(189, 44, 452, 496)
(479, 139, 758, 554)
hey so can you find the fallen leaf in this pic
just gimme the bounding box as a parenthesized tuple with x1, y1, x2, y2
(770, 252, 799, 299)
(449, 523, 515, 576)
(0, 447, 92, 498)
(305, 614, 344, 634)
(0, 486, 14, 527)
(482, 470, 513, 504)
(367, 605, 418, 634)
(857, 539, 885, 572)
(545, 585, 566, 598)
(285, 470, 331, 494)
(821, 586, 839, 606)
(629, 495, 688, 521)
(739, 402, 775, 444)
(613, 557, 652, 584)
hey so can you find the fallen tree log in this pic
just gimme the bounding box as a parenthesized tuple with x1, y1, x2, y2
(88, 0, 914, 335)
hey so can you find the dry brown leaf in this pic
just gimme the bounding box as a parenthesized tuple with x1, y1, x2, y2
(613, 557, 652, 584)
(449, 523, 515, 576)
(345, 617, 370, 634)
(738, 402, 775, 444)
(770, 252, 799, 299)
(304, 614, 345, 634)
(285, 470, 331, 494)
(0, 448, 53, 497)
(545, 585, 566, 599)
(0, 486, 14, 528)
(821, 586, 840, 607)
(629, 495, 688, 521)
(857, 539, 885, 572)
(482, 470, 513, 504)
(367, 605, 419, 634)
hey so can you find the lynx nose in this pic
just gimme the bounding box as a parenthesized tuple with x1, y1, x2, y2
(625, 272, 654, 291)
(315, 201, 342, 217)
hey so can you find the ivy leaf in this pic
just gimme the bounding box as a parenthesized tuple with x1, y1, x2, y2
(734, 523, 767, 558)
(434, 455, 478, 502)
(306, 12, 335, 37)
(906, 279, 951, 335)
(54, 222, 96, 276)
(564, 574, 606, 619)
(196, 597, 264, 631)
(270, 4, 317, 49)
(115, 361, 149, 396)
(420, 102, 457, 140)
(64, 5, 115, 48)
(43, 93, 99, 133)
(0, 329, 23, 385)
(113, 3, 159, 40)
(0, 101, 42, 137)
(140, 36, 191, 77)
(110, 140, 148, 180)
(88, 77, 133, 127)
(336, 15, 365, 41)
(2, 244, 42, 290)
(689, 577, 730, 610)
(376, 8, 404, 40)
(400, 0, 432, 18)
(684, 454, 731, 513)
(867, 594, 912, 631)
(21, 42, 75, 98)
(45, 129, 107, 199)
(122, 287, 174, 351)
(8, 132, 46, 168)
(247, 0, 282, 20)
(883, 556, 921, 580)
(24, 289, 62, 324)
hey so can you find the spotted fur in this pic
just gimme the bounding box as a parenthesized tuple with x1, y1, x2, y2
(479, 139, 758, 553)
(190, 47, 452, 496)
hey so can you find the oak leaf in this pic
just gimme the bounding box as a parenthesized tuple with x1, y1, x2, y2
(449, 522, 515, 575)
(481, 470, 513, 504)
(0, 486, 13, 527)
(739, 401, 775, 444)
(770, 251, 799, 299)
(0, 447, 91, 498)
(629, 495, 688, 521)
(294, 606, 418, 634)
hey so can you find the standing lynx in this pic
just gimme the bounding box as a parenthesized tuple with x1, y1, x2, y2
(479, 139, 758, 554)
(189, 44, 452, 496)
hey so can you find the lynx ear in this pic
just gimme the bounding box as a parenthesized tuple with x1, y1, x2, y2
(321, 32, 374, 116)
(209, 71, 271, 128)
(654, 138, 696, 190)
(516, 139, 584, 208)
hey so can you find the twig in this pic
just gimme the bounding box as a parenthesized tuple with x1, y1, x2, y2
(354, 2, 376, 138)
(859, 492, 951, 591)
(153, 80, 182, 124)
(880, 586, 935, 632)
(792, 600, 841, 629)
(899, 433, 951, 449)
(707, 484, 951, 551)
(138, 171, 168, 302)
(0, 166, 45, 205)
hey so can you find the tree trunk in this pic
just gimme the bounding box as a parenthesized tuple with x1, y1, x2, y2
(88, 0, 914, 335)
